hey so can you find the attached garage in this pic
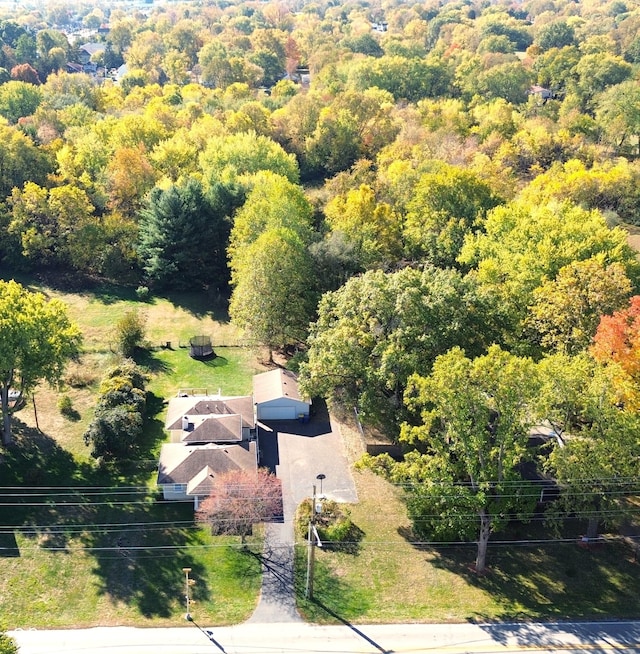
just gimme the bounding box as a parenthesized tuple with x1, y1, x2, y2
(254, 369, 311, 421)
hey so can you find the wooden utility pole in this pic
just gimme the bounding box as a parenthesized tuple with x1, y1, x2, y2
(182, 567, 194, 621)
(305, 484, 317, 599)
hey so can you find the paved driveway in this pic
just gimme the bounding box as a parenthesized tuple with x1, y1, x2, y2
(258, 400, 358, 508)
(248, 401, 358, 623)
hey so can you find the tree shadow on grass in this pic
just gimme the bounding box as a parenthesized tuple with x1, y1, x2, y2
(0, 419, 220, 619)
(134, 349, 174, 375)
(294, 549, 371, 623)
(84, 502, 211, 618)
(403, 525, 640, 621)
(0, 421, 101, 554)
(158, 289, 229, 322)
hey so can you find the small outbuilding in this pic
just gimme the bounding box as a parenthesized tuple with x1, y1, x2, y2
(253, 369, 310, 421)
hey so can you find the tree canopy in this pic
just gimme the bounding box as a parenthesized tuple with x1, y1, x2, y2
(364, 346, 540, 573)
(0, 280, 81, 445)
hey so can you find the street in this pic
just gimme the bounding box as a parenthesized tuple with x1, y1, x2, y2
(10, 620, 640, 654)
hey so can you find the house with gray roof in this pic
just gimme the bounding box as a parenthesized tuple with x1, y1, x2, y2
(165, 395, 255, 444)
(157, 441, 257, 508)
(158, 392, 257, 506)
(157, 371, 310, 507)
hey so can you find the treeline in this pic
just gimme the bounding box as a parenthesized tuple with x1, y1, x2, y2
(1, 0, 640, 564)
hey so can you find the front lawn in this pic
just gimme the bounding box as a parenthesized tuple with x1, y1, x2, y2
(294, 465, 640, 624)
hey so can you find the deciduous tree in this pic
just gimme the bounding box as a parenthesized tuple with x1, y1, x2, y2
(229, 227, 316, 357)
(0, 280, 81, 445)
(0, 79, 42, 123)
(526, 258, 632, 355)
(324, 184, 402, 269)
(459, 200, 640, 351)
(300, 267, 498, 430)
(404, 164, 501, 267)
(365, 346, 540, 573)
(591, 295, 640, 399)
(196, 468, 282, 542)
(538, 355, 640, 538)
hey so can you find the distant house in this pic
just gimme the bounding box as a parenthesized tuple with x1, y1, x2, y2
(77, 42, 105, 65)
(254, 369, 310, 421)
(529, 85, 553, 102)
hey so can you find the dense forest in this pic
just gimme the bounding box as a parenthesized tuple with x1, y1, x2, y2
(1, 0, 640, 567)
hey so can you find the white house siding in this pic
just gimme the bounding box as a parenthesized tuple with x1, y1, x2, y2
(162, 483, 189, 501)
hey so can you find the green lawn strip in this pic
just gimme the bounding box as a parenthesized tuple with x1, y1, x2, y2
(0, 529, 261, 628)
(295, 469, 640, 623)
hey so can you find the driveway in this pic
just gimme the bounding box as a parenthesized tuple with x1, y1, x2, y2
(247, 401, 358, 623)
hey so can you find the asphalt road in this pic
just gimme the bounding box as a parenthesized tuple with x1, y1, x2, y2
(10, 620, 640, 654)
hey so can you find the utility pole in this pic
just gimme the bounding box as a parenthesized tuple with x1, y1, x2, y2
(182, 567, 194, 621)
(305, 484, 317, 600)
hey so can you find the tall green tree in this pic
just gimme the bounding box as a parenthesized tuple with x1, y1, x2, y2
(0, 280, 81, 445)
(324, 184, 402, 269)
(365, 346, 540, 573)
(8, 182, 95, 269)
(459, 200, 640, 351)
(199, 131, 300, 185)
(228, 171, 313, 275)
(300, 267, 498, 430)
(0, 80, 42, 123)
(229, 227, 316, 358)
(404, 164, 501, 267)
(596, 81, 640, 156)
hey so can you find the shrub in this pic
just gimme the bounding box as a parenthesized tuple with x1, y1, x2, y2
(115, 309, 146, 357)
(83, 361, 147, 461)
(57, 394, 73, 416)
(296, 498, 363, 551)
(135, 285, 150, 301)
(0, 627, 18, 654)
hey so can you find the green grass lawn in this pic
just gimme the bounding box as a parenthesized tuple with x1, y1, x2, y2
(294, 468, 640, 624)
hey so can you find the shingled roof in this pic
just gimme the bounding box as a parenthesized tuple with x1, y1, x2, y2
(253, 368, 307, 404)
(157, 442, 257, 487)
(165, 396, 255, 431)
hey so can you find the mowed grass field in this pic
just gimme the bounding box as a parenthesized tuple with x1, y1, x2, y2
(2, 273, 640, 628)
(295, 467, 640, 624)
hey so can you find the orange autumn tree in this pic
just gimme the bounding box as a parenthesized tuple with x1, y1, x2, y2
(591, 295, 640, 407)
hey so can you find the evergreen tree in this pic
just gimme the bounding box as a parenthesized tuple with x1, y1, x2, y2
(138, 178, 231, 291)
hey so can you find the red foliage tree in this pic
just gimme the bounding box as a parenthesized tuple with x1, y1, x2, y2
(196, 468, 283, 542)
(591, 295, 640, 379)
(10, 63, 41, 84)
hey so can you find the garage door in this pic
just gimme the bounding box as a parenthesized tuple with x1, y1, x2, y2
(258, 405, 298, 420)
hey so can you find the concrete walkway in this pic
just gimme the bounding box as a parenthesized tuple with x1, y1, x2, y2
(248, 409, 358, 622)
